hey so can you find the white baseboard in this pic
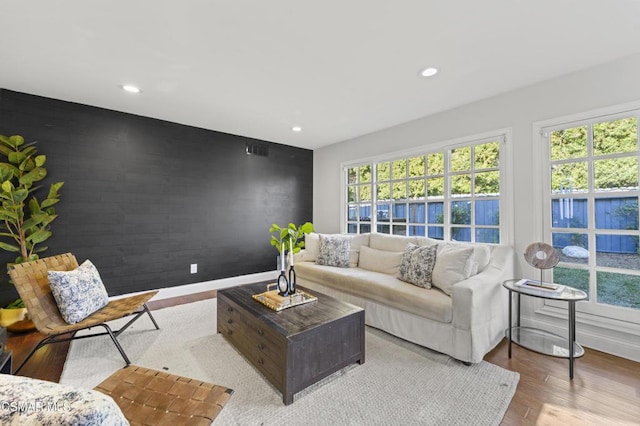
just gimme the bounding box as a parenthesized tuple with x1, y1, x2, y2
(110, 271, 276, 301)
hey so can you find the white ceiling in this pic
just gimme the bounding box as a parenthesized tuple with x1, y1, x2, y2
(1, 1, 640, 150)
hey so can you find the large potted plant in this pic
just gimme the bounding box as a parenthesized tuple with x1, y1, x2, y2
(0, 133, 63, 327)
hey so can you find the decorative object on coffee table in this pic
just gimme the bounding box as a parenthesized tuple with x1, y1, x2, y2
(275, 237, 298, 296)
(252, 284, 317, 312)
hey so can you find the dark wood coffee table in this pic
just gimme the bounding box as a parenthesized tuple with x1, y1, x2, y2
(217, 282, 365, 405)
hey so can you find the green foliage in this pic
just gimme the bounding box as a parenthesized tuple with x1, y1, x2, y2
(269, 221, 314, 254)
(4, 298, 25, 309)
(0, 133, 63, 266)
(593, 118, 637, 155)
(550, 117, 638, 192)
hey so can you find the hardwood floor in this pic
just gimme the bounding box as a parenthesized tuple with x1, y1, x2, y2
(6, 289, 640, 425)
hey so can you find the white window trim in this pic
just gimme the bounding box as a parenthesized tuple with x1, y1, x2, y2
(339, 128, 514, 246)
(531, 101, 640, 356)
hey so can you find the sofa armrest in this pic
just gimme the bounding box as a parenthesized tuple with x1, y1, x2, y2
(451, 245, 515, 330)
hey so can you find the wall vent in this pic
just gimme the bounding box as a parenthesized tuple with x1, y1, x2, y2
(246, 142, 269, 157)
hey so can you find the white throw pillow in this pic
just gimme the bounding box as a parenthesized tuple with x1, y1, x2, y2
(349, 233, 371, 267)
(48, 260, 109, 324)
(440, 242, 491, 273)
(358, 246, 403, 275)
(301, 232, 320, 262)
(398, 243, 438, 288)
(431, 246, 474, 296)
(316, 234, 351, 268)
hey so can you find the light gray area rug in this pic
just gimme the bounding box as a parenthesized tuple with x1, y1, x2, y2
(60, 299, 519, 425)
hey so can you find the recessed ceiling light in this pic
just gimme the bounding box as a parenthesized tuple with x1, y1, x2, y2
(419, 67, 439, 78)
(291, 126, 303, 132)
(121, 84, 142, 93)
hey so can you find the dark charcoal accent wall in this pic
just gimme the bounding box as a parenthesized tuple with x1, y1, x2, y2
(0, 89, 313, 305)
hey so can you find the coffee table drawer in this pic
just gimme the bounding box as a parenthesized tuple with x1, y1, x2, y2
(218, 295, 285, 387)
(218, 320, 283, 388)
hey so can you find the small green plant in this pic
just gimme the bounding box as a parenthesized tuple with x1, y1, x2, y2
(269, 222, 313, 254)
(4, 299, 24, 309)
(0, 134, 63, 265)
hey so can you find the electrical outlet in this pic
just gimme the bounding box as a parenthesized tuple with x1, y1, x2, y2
(190, 264, 197, 274)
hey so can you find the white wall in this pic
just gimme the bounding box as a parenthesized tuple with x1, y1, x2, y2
(313, 53, 640, 362)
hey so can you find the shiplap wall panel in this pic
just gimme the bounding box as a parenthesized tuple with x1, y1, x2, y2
(0, 90, 313, 303)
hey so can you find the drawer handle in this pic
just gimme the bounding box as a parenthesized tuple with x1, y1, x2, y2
(257, 343, 264, 350)
(258, 358, 264, 365)
(256, 329, 264, 336)
(227, 307, 233, 312)
(228, 330, 233, 336)
(227, 319, 233, 324)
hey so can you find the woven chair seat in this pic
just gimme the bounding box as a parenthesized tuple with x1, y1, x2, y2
(94, 365, 233, 426)
(8, 253, 160, 374)
(36, 291, 158, 335)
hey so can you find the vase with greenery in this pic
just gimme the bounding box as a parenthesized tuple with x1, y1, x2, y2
(0, 133, 63, 314)
(269, 221, 314, 255)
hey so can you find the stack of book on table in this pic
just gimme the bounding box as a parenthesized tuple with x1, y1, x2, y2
(514, 279, 565, 294)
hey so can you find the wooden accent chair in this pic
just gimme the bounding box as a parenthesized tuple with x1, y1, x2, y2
(8, 253, 159, 375)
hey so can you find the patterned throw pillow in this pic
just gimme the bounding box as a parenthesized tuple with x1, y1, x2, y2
(48, 260, 109, 324)
(398, 243, 438, 288)
(315, 234, 351, 267)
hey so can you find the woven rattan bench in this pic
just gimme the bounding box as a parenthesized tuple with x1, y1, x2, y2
(8, 253, 160, 374)
(95, 365, 233, 425)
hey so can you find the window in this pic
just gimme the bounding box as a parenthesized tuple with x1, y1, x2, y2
(542, 112, 640, 321)
(344, 134, 506, 243)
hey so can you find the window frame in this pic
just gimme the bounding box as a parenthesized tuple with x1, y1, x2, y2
(536, 103, 640, 325)
(340, 129, 513, 246)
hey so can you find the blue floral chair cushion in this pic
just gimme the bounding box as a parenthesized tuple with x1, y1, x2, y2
(315, 235, 351, 268)
(398, 243, 438, 288)
(48, 260, 109, 324)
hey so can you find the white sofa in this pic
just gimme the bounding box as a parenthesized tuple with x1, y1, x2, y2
(293, 233, 515, 364)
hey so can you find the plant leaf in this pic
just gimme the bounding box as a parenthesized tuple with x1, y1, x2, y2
(41, 198, 60, 208)
(18, 167, 47, 186)
(8, 135, 25, 148)
(1, 181, 12, 193)
(299, 222, 314, 235)
(0, 209, 19, 221)
(0, 241, 20, 252)
(29, 198, 41, 215)
(12, 188, 28, 203)
(35, 155, 46, 167)
(26, 229, 51, 244)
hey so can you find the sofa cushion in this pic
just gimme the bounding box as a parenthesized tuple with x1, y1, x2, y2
(316, 234, 351, 267)
(431, 245, 474, 295)
(398, 243, 438, 288)
(301, 232, 321, 262)
(48, 260, 109, 324)
(348, 233, 371, 267)
(358, 246, 403, 275)
(304, 233, 371, 266)
(295, 262, 453, 323)
(369, 233, 418, 252)
(438, 242, 492, 273)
